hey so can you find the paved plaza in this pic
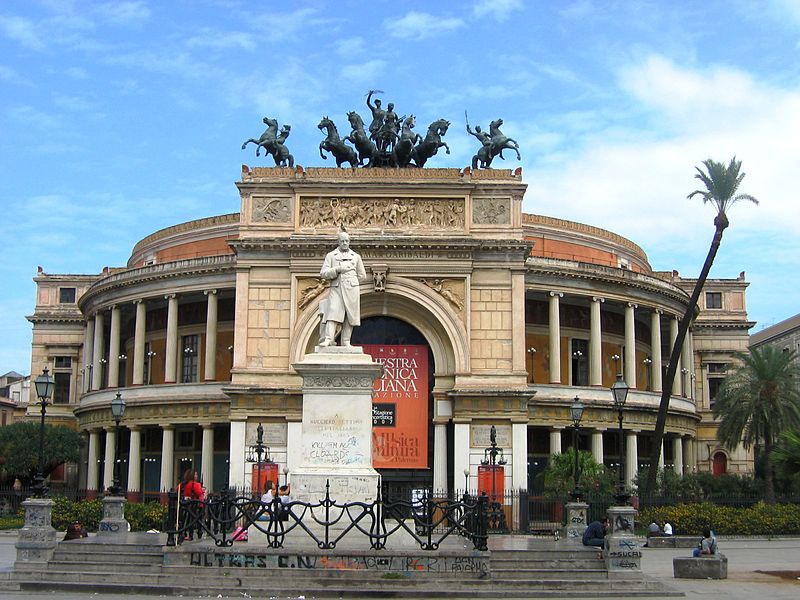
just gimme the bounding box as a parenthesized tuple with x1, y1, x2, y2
(1, 530, 798, 599)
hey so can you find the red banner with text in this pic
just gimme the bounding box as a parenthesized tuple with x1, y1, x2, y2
(361, 345, 428, 469)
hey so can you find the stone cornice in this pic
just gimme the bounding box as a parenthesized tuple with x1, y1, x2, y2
(78, 255, 236, 312)
(130, 213, 240, 260)
(232, 236, 532, 256)
(240, 165, 523, 183)
(523, 213, 648, 262)
(525, 257, 691, 307)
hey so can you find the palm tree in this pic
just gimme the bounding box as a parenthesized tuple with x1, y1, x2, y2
(645, 157, 758, 495)
(712, 346, 800, 503)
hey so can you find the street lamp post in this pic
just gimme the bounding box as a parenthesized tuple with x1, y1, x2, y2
(568, 396, 585, 501)
(32, 367, 55, 498)
(611, 374, 630, 505)
(643, 357, 653, 391)
(246, 423, 272, 498)
(107, 392, 126, 496)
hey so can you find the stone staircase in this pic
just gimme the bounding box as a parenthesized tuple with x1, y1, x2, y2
(4, 535, 681, 598)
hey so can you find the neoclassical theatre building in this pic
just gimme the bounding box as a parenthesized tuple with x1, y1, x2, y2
(28, 167, 754, 500)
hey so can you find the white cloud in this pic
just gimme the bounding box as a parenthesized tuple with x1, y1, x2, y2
(340, 60, 387, 84)
(523, 55, 800, 275)
(186, 29, 257, 51)
(334, 37, 365, 57)
(473, 0, 523, 22)
(0, 14, 45, 50)
(386, 11, 464, 40)
(95, 1, 151, 24)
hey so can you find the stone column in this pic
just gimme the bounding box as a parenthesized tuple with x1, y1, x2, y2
(683, 436, 696, 474)
(669, 315, 679, 395)
(108, 305, 121, 388)
(606, 505, 642, 574)
(549, 292, 563, 384)
(132, 299, 146, 385)
(650, 309, 662, 393)
(87, 429, 100, 497)
(511, 270, 527, 376)
(103, 427, 116, 493)
(228, 419, 246, 490)
(673, 436, 684, 476)
(682, 328, 692, 397)
(589, 297, 604, 386)
(83, 319, 95, 393)
(204, 290, 218, 381)
(624, 303, 637, 388)
(433, 423, 448, 491)
(15, 499, 57, 566)
(126, 426, 142, 502)
(159, 425, 175, 501)
(512, 422, 527, 491)
(549, 428, 562, 456)
(92, 312, 105, 390)
(625, 431, 638, 488)
(591, 430, 604, 464)
(201, 424, 215, 491)
(453, 422, 470, 491)
(164, 294, 178, 383)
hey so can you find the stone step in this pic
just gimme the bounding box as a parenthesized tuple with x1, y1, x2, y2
(491, 557, 604, 569)
(14, 573, 680, 599)
(492, 568, 608, 580)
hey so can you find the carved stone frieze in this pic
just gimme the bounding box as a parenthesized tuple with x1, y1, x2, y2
(297, 278, 328, 309)
(473, 197, 510, 225)
(252, 197, 291, 223)
(419, 278, 465, 311)
(299, 196, 465, 230)
(303, 375, 374, 389)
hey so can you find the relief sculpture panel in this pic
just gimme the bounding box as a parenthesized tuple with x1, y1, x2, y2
(299, 196, 465, 230)
(473, 197, 510, 225)
(252, 196, 291, 223)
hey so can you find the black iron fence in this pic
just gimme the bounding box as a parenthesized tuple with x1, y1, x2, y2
(165, 482, 489, 551)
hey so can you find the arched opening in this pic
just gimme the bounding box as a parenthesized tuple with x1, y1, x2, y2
(352, 316, 438, 490)
(712, 451, 727, 476)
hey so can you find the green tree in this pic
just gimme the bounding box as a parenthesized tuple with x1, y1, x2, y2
(772, 429, 800, 493)
(646, 157, 759, 494)
(712, 347, 800, 504)
(0, 422, 82, 483)
(541, 448, 616, 499)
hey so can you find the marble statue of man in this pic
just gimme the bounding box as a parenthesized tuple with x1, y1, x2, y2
(319, 229, 367, 347)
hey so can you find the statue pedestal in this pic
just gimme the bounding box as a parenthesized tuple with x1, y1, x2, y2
(563, 501, 588, 544)
(98, 496, 129, 538)
(291, 347, 383, 504)
(605, 505, 642, 577)
(15, 498, 57, 568)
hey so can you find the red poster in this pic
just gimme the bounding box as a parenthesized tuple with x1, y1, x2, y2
(360, 345, 428, 469)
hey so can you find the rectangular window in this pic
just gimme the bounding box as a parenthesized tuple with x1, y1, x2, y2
(708, 377, 723, 409)
(705, 292, 722, 309)
(144, 342, 152, 385)
(707, 363, 727, 374)
(53, 372, 71, 404)
(59, 287, 76, 303)
(571, 338, 589, 386)
(54, 356, 72, 368)
(182, 334, 199, 383)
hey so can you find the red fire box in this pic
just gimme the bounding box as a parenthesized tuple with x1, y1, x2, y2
(477, 464, 505, 503)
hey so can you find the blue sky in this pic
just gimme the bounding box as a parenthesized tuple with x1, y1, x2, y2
(2, 0, 799, 374)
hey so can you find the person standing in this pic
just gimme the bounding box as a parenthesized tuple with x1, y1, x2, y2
(319, 228, 367, 347)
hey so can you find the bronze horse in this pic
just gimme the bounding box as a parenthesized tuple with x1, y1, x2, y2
(344, 111, 378, 167)
(392, 116, 419, 168)
(471, 118, 520, 169)
(241, 117, 294, 167)
(412, 118, 450, 168)
(318, 117, 358, 168)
